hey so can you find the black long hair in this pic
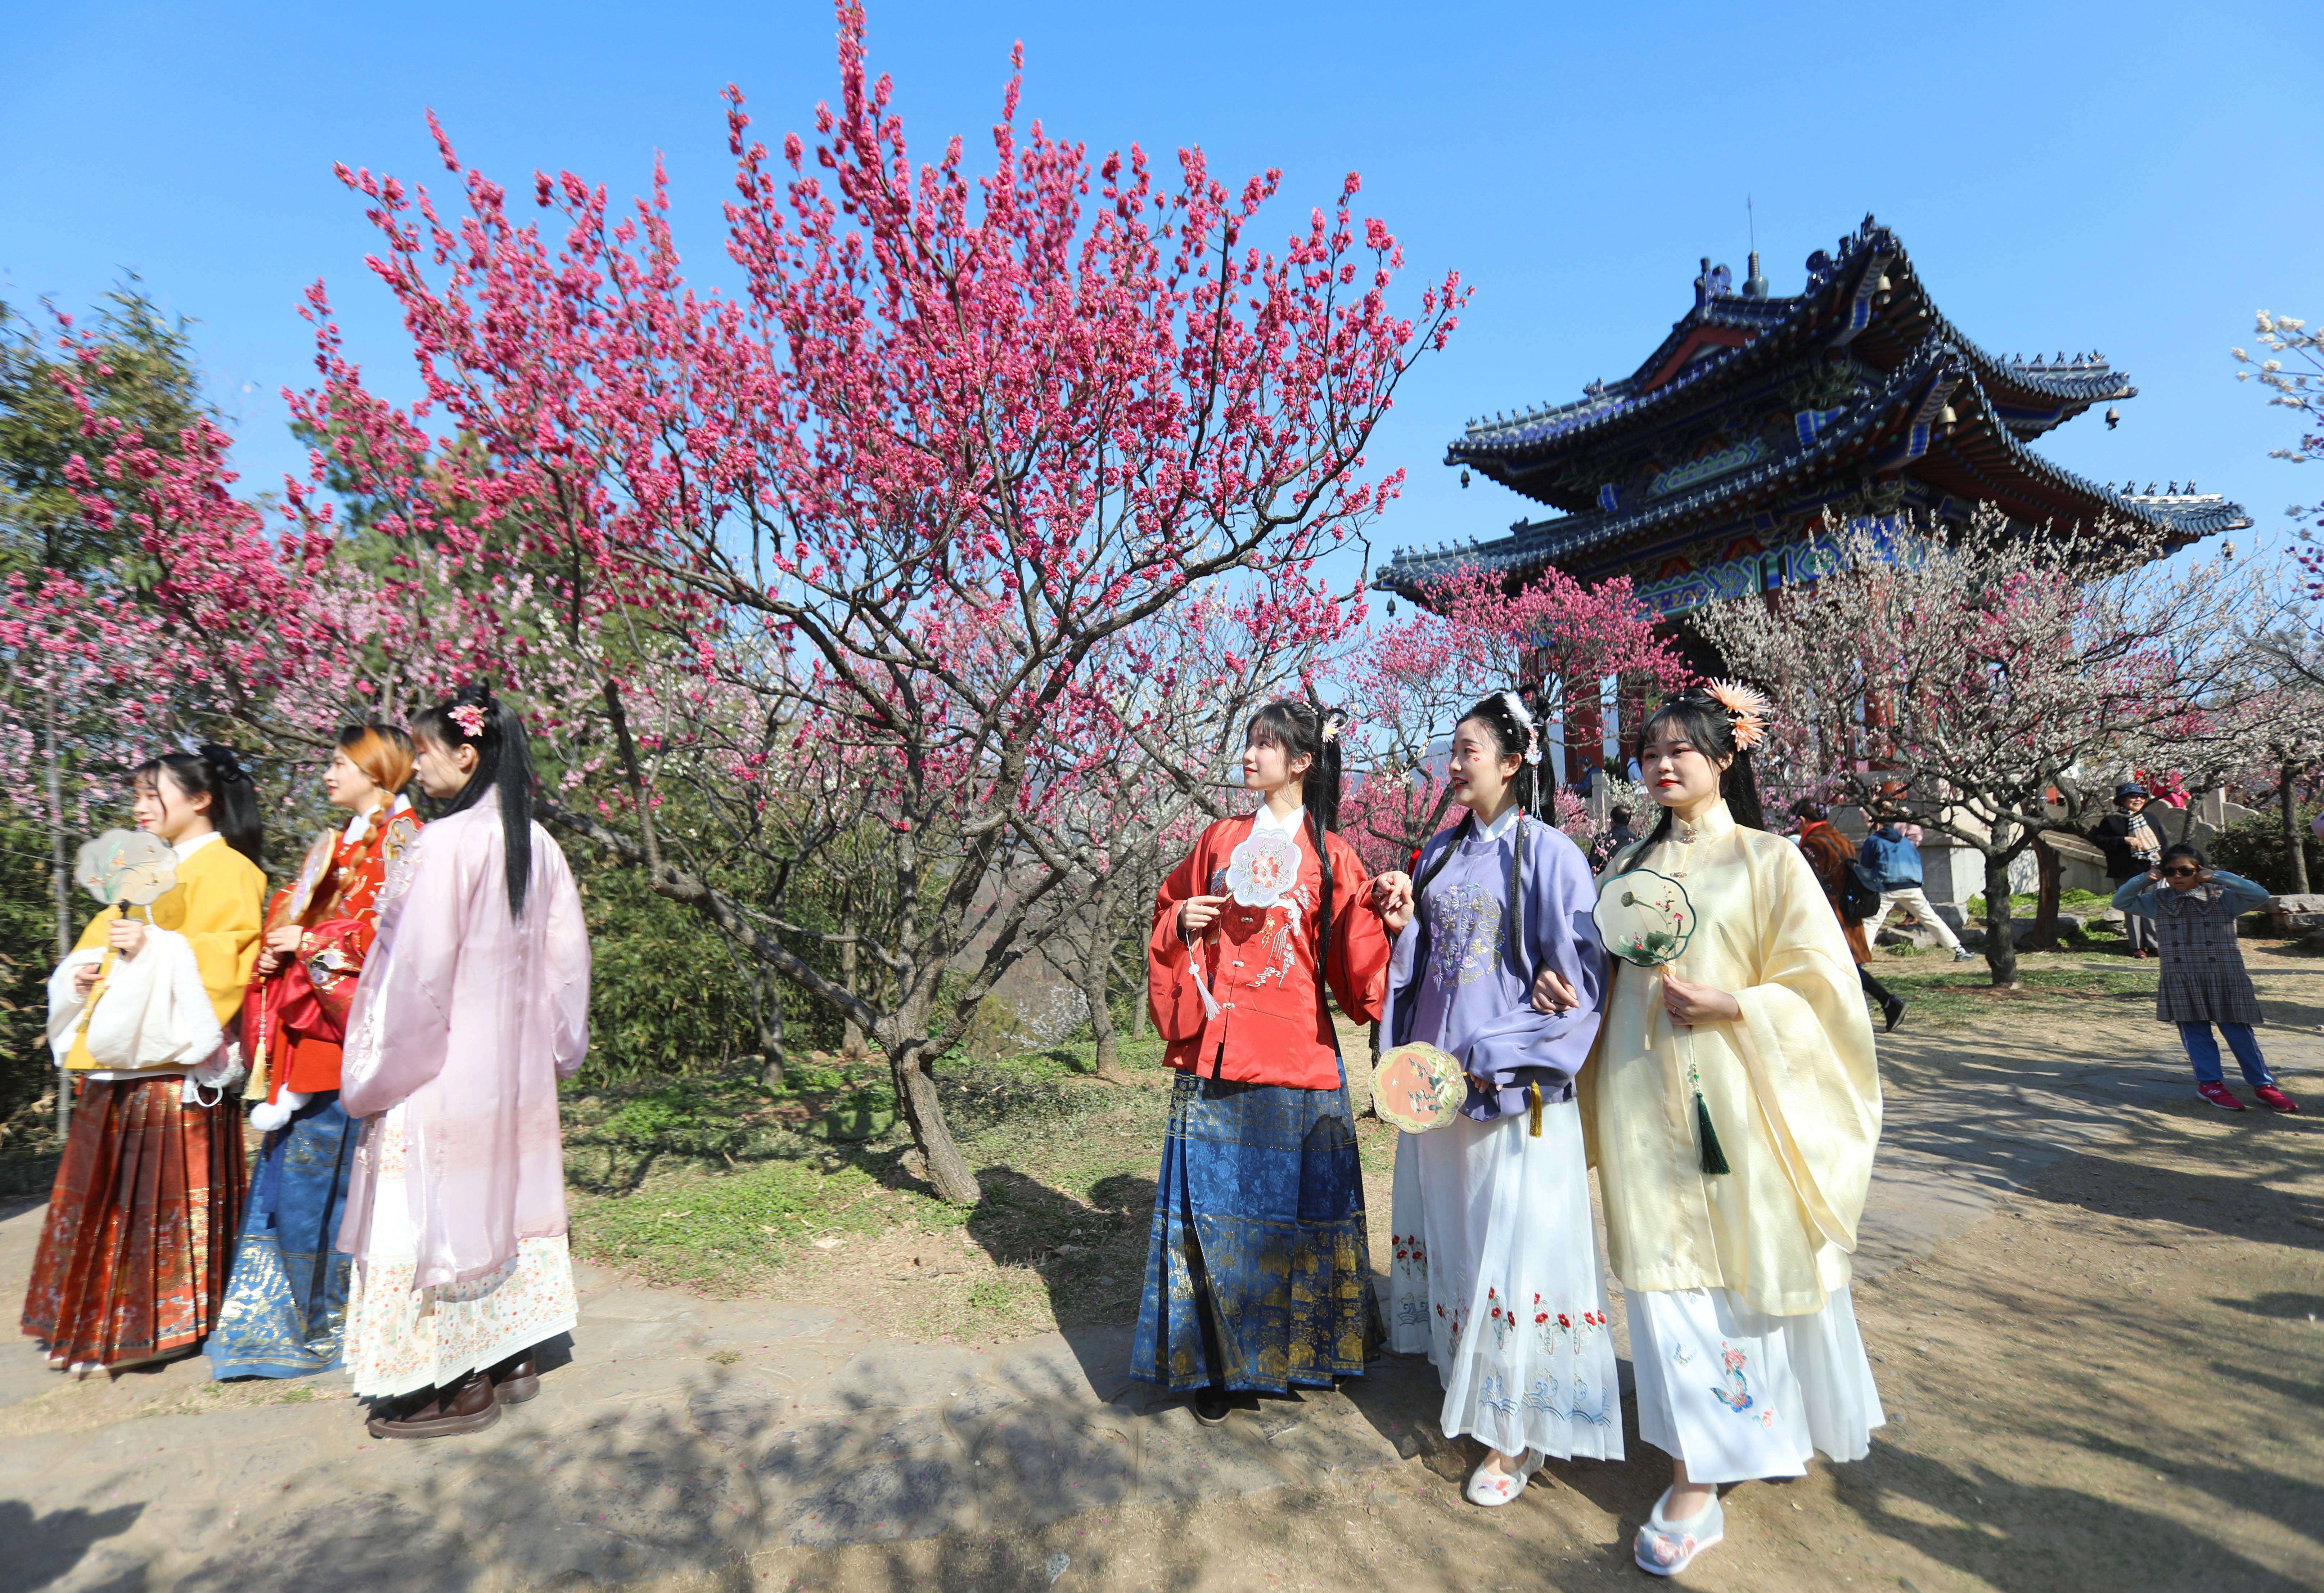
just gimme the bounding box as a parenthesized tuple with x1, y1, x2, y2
(133, 742, 263, 866)
(1409, 692, 1542, 984)
(1249, 698, 1346, 988)
(1634, 687, 1766, 850)
(414, 682, 535, 917)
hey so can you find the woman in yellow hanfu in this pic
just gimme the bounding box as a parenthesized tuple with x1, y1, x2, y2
(1574, 685, 1883, 1579)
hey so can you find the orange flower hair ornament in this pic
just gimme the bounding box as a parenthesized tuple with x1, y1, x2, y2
(1703, 679, 1770, 751)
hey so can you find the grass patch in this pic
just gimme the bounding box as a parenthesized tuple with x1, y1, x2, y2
(1878, 951, 2157, 1027)
(559, 1035, 1182, 1304)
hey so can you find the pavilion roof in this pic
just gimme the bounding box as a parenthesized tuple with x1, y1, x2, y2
(1379, 216, 2246, 603)
(1381, 334, 2248, 599)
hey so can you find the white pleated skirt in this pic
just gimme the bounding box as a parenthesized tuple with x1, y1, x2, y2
(1627, 1284, 1885, 1484)
(1387, 1100, 1623, 1461)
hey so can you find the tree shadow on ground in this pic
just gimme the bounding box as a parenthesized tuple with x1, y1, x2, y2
(959, 1164, 1154, 1336)
(0, 1499, 145, 1593)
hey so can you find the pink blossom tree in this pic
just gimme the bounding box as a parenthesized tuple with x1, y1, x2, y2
(1343, 562, 1690, 874)
(297, 2, 1461, 1201)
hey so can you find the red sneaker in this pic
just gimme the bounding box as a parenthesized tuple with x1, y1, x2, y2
(2197, 1081, 2247, 1111)
(2253, 1085, 2302, 1113)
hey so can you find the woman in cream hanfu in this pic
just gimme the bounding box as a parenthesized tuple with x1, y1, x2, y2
(27, 744, 265, 1374)
(1574, 684, 1883, 1578)
(1373, 691, 1623, 1508)
(1136, 700, 1395, 1425)
(338, 686, 591, 1439)
(207, 724, 421, 1381)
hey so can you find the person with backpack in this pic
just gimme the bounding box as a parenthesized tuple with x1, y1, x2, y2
(1792, 801, 1906, 1032)
(1858, 804, 1973, 963)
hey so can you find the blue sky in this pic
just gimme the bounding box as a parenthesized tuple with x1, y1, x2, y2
(5, 0, 2318, 593)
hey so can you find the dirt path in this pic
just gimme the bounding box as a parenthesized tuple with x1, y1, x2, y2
(5, 950, 2321, 1592)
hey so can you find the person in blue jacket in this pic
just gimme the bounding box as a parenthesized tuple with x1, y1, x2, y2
(1858, 806, 1973, 963)
(2113, 842, 2301, 1113)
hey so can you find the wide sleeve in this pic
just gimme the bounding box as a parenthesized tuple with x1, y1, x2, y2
(339, 827, 465, 1118)
(1146, 830, 1217, 1042)
(179, 852, 264, 1026)
(1725, 839, 1882, 1254)
(1383, 830, 1453, 1049)
(1463, 822, 1608, 1108)
(1323, 837, 1389, 1026)
(537, 832, 593, 1079)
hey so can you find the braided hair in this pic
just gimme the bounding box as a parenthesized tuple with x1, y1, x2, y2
(337, 723, 416, 849)
(133, 742, 264, 865)
(1633, 686, 1766, 851)
(413, 682, 537, 918)
(1409, 692, 1543, 986)
(1248, 699, 1347, 998)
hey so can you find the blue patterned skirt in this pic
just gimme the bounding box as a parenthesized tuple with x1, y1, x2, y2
(1131, 1062, 1383, 1394)
(206, 1093, 359, 1379)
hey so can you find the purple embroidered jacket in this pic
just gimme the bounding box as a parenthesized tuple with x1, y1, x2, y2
(1386, 812, 1607, 1122)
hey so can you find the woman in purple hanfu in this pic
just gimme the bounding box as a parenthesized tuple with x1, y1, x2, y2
(1373, 692, 1623, 1508)
(335, 685, 593, 1441)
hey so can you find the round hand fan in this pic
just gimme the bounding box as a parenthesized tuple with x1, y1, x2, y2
(75, 828, 177, 908)
(1224, 825, 1302, 909)
(1593, 867, 1695, 969)
(1374, 1041, 1465, 1133)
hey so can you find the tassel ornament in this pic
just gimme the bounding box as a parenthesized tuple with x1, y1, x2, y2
(1694, 1089, 1730, 1175)
(1528, 1081, 1544, 1137)
(1685, 1057, 1730, 1175)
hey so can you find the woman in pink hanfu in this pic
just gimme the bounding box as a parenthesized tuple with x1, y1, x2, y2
(336, 685, 592, 1440)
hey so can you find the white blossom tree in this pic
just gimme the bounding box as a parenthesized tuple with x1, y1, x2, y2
(1696, 508, 2275, 987)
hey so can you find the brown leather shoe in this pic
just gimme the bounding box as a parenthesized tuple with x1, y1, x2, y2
(490, 1351, 541, 1405)
(366, 1370, 500, 1440)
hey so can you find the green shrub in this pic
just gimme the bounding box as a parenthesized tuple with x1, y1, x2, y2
(2204, 803, 2323, 895)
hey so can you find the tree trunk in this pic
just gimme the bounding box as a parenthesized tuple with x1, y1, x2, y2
(46, 689, 71, 1140)
(1080, 945, 1120, 1081)
(2280, 762, 2311, 895)
(889, 1034, 981, 1203)
(1982, 848, 2021, 988)
(838, 885, 866, 1061)
(1079, 878, 1123, 1080)
(746, 962, 787, 1091)
(2025, 833, 2063, 952)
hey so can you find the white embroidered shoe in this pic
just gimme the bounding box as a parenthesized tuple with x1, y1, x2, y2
(1634, 1486, 1723, 1576)
(1464, 1449, 1543, 1507)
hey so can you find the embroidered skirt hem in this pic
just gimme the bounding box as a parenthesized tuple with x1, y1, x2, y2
(20, 1077, 245, 1369)
(343, 1238, 577, 1398)
(342, 1103, 576, 1398)
(206, 1095, 359, 1380)
(1387, 1105, 1623, 1461)
(1132, 1067, 1382, 1394)
(1627, 1284, 1884, 1485)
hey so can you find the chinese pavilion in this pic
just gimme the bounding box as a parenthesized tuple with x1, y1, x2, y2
(1375, 216, 2251, 781)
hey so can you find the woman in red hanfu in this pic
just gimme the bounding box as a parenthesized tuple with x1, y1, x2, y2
(206, 724, 421, 1380)
(1131, 700, 1397, 1425)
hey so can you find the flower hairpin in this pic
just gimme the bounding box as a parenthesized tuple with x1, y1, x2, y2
(449, 703, 487, 739)
(1703, 679, 1770, 751)
(1498, 690, 1544, 765)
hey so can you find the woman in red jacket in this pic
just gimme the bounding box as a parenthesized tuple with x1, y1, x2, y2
(1132, 700, 1395, 1424)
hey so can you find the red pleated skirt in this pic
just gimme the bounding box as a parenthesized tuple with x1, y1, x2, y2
(20, 1076, 247, 1370)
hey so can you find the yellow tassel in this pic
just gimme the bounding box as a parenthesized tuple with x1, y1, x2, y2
(1528, 1081, 1544, 1137)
